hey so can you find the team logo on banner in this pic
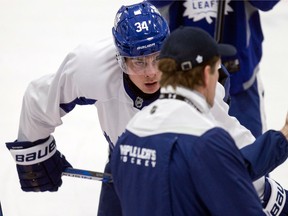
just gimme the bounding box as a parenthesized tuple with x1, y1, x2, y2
(183, 0, 233, 24)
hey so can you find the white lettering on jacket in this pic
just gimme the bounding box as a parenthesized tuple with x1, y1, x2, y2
(119, 144, 156, 168)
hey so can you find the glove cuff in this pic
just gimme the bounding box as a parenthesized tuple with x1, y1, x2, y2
(7, 136, 57, 165)
(264, 177, 286, 216)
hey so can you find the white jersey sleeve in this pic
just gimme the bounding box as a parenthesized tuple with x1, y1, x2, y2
(212, 82, 256, 148)
(17, 36, 123, 142)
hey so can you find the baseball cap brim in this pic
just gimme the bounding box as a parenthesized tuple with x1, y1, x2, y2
(159, 27, 237, 70)
(218, 44, 237, 57)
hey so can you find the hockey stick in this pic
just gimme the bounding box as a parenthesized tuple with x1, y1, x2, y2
(62, 167, 113, 183)
(215, 0, 226, 43)
(215, 0, 240, 73)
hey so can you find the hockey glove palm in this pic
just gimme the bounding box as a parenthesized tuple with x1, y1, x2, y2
(6, 136, 72, 192)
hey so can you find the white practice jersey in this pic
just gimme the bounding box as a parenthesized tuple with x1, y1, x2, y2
(17, 36, 139, 149)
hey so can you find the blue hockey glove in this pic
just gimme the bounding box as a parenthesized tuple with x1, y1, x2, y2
(263, 177, 288, 216)
(6, 136, 72, 192)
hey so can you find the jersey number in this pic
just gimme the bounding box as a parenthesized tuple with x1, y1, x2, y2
(135, 21, 149, 32)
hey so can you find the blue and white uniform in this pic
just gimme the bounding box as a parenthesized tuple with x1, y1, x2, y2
(111, 85, 268, 215)
(9, 36, 288, 215)
(147, 0, 280, 137)
(17, 37, 136, 148)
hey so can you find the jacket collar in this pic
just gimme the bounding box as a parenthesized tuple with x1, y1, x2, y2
(160, 85, 210, 114)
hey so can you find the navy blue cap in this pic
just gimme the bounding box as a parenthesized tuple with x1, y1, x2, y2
(159, 26, 237, 71)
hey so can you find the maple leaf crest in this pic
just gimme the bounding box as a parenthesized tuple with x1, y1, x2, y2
(183, 0, 233, 24)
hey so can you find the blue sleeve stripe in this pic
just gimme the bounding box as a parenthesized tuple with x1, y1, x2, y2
(60, 97, 97, 113)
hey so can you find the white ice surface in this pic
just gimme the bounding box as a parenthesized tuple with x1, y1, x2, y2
(0, 1, 288, 215)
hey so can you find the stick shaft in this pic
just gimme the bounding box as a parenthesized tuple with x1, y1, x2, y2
(215, 0, 226, 42)
(62, 167, 112, 183)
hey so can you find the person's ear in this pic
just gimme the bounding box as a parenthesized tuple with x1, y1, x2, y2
(203, 65, 211, 87)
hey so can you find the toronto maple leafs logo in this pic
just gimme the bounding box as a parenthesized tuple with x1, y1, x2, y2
(196, 55, 203, 64)
(183, 0, 233, 24)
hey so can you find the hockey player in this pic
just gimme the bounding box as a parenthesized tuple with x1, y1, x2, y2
(5, 1, 288, 216)
(0, 203, 2, 216)
(5, 2, 169, 216)
(147, 0, 280, 138)
(111, 26, 285, 216)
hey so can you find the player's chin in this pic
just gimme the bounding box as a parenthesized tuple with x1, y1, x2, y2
(142, 82, 160, 94)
